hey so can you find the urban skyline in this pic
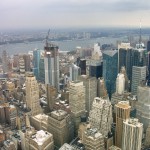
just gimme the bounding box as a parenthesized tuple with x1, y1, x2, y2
(1, 1, 150, 150)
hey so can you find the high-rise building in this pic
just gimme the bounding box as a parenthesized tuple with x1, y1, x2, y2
(118, 42, 132, 80)
(103, 50, 118, 98)
(0, 103, 17, 129)
(86, 43, 103, 78)
(136, 85, 150, 130)
(48, 110, 74, 148)
(131, 66, 146, 95)
(46, 85, 57, 111)
(122, 118, 143, 150)
(118, 42, 147, 81)
(111, 68, 130, 105)
(2, 50, 9, 73)
(83, 128, 105, 150)
(97, 78, 108, 99)
(115, 101, 131, 148)
(78, 58, 86, 75)
(25, 72, 41, 115)
(145, 125, 150, 148)
(30, 114, 48, 131)
(147, 40, 150, 52)
(5, 105, 17, 129)
(19, 56, 25, 75)
(23, 54, 31, 71)
(147, 52, 150, 80)
(69, 63, 81, 81)
(89, 97, 112, 137)
(20, 127, 54, 150)
(69, 81, 85, 135)
(44, 42, 59, 90)
(12, 54, 19, 71)
(120, 66, 129, 91)
(39, 58, 45, 82)
(79, 75, 97, 114)
(69, 81, 85, 115)
(33, 49, 41, 79)
(116, 73, 125, 95)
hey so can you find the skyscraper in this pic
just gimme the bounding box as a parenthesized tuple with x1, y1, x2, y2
(33, 49, 41, 79)
(145, 125, 150, 148)
(122, 118, 143, 150)
(131, 66, 146, 95)
(136, 85, 150, 130)
(118, 42, 132, 80)
(69, 81, 85, 115)
(116, 73, 125, 95)
(79, 75, 97, 114)
(86, 43, 103, 78)
(44, 42, 59, 90)
(118, 42, 147, 81)
(97, 78, 108, 99)
(46, 85, 57, 111)
(25, 72, 41, 115)
(19, 56, 25, 75)
(78, 58, 86, 75)
(48, 110, 74, 148)
(103, 50, 118, 98)
(147, 40, 150, 52)
(89, 97, 112, 136)
(22, 54, 31, 72)
(39, 57, 45, 82)
(115, 101, 131, 148)
(69, 63, 81, 81)
(83, 128, 105, 150)
(69, 81, 85, 135)
(2, 50, 9, 73)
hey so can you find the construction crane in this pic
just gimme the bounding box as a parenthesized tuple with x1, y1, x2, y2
(46, 29, 50, 47)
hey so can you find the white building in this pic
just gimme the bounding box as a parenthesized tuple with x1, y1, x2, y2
(122, 118, 143, 150)
(69, 63, 81, 81)
(89, 97, 112, 136)
(116, 73, 125, 95)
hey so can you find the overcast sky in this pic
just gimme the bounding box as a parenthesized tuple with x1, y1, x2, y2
(1, 0, 150, 30)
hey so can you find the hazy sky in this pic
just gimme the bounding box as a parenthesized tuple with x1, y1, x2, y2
(1, 0, 150, 30)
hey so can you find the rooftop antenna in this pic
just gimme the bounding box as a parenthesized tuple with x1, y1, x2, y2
(46, 29, 50, 47)
(139, 19, 142, 44)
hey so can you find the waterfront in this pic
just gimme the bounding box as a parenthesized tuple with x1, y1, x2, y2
(0, 36, 126, 55)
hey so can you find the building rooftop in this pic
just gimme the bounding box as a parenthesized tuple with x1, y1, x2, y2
(85, 128, 103, 140)
(124, 118, 143, 128)
(32, 130, 52, 146)
(103, 50, 118, 57)
(116, 101, 131, 109)
(59, 143, 75, 150)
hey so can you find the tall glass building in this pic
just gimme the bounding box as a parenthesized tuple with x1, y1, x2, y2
(118, 43, 147, 81)
(33, 49, 41, 80)
(103, 50, 118, 98)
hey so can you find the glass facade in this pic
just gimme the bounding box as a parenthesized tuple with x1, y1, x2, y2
(103, 50, 118, 98)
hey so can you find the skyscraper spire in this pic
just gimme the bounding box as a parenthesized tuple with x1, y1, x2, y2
(139, 19, 142, 44)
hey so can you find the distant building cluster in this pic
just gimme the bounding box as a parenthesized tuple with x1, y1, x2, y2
(0, 31, 150, 150)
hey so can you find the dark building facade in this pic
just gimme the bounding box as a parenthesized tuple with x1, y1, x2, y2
(103, 50, 118, 98)
(39, 58, 45, 82)
(118, 47, 147, 81)
(78, 58, 86, 75)
(147, 41, 150, 52)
